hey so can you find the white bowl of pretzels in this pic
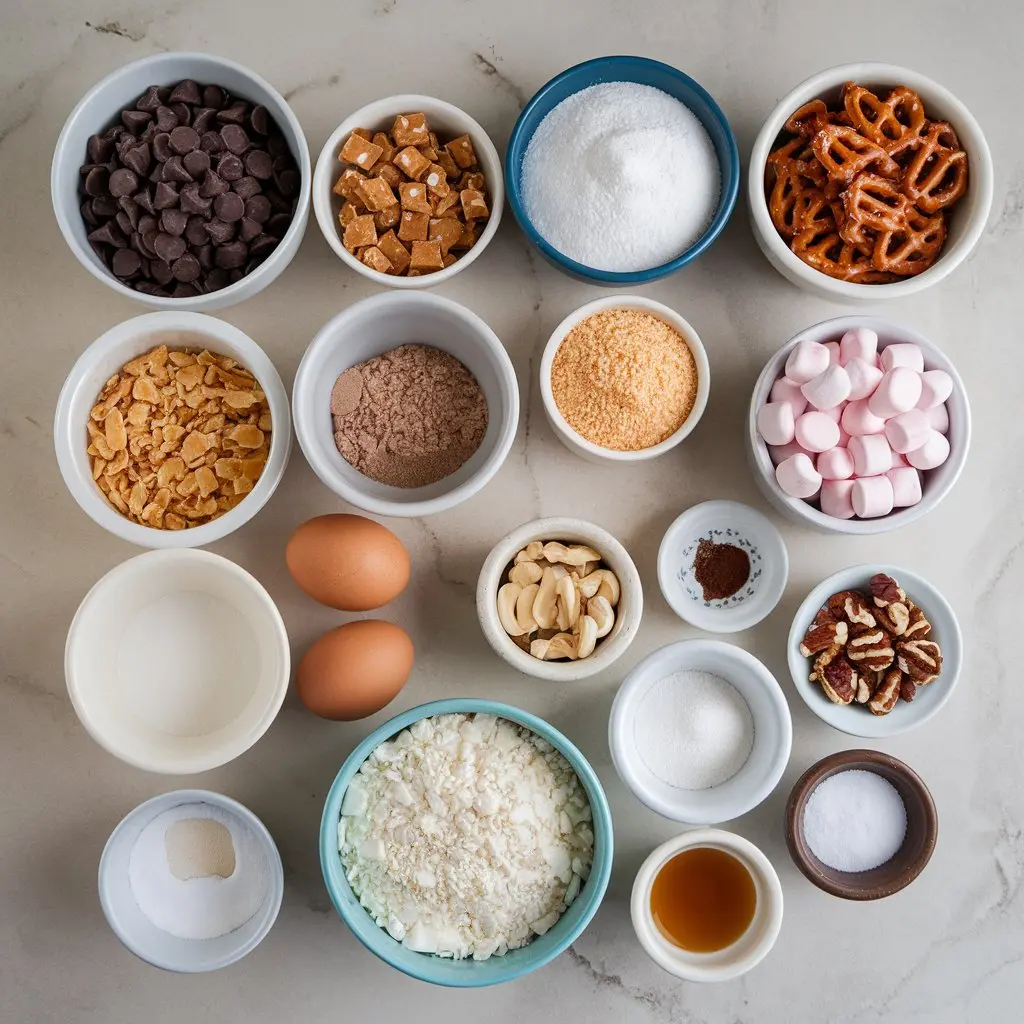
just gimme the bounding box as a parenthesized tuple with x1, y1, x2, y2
(748, 63, 993, 301)
(787, 564, 963, 738)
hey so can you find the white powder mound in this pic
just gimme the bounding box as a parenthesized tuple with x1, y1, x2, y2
(339, 713, 594, 961)
(521, 82, 721, 272)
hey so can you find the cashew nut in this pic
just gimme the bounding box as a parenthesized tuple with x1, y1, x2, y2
(543, 632, 578, 660)
(588, 595, 615, 638)
(497, 582, 525, 636)
(533, 567, 561, 629)
(508, 560, 542, 586)
(579, 568, 620, 606)
(576, 615, 598, 658)
(557, 575, 580, 629)
(516, 583, 540, 633)
(541, 542, 601, 566)
(515, 541, 544, 563)
(530, 638, 551, 659)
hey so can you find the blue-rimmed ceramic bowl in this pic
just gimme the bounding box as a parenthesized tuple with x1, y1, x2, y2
(505, 56, 739, 285)
(319, 698, 613, 987)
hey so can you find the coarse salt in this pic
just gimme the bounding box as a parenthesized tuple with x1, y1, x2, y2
(802, 769, 907, 872)
(521, 82, 721, 272)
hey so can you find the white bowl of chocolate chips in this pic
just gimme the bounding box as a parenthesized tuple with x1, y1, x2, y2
(52, 52, 310, 311)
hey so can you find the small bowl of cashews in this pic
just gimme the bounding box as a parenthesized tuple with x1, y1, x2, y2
(476, 516, 643, 682)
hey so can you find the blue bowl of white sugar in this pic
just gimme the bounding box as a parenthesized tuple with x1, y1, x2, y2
(505, 55, 739, 284)
(319, 698, 613, 987)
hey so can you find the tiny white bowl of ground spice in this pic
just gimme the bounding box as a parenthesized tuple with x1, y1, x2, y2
(292, 292, 518, 518)
(539, 295, 710, 463)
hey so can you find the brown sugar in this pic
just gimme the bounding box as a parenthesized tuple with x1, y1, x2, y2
(549, 309, 698, 451)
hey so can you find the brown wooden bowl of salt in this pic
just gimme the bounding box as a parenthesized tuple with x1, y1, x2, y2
(785, 749, 937, 900)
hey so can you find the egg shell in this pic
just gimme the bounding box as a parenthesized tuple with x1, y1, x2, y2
(296, 620, 414, 721)
(286, 514, 410, 611)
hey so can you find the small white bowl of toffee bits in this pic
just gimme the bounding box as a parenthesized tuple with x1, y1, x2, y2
(312, 95, 503, 287)
(55, 311, 291, 548)
(540, 295, 710, 463)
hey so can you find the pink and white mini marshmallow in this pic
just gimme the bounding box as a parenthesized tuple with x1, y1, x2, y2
(817, 446, 855, 480)
(885, 409, 931, 455)
(917, 370, 953, 410)
(887, 466, 923, 508)
(820, 479, 855, 519)
(839, 327, 878, 366)
(767, 440, 806, 465)
(785, 341, 831, 384)
(906, 430, 950, 470)
(926, 403, 950, 432)
(880, 343, 924, 373)
(825, 341, 841, 366)
(776, 453, 822, 498)
(868, 367, 923, 419)
(770, 377, 809, 417)
(845, 357, 884, 401)
(841, 399, 886, 437)
(801, 364, 851, 410)
(757, 402, 796, 446)
(852, 476, 895, 518)
(848, 434, 893, 477)
(795, 411, 841, 453)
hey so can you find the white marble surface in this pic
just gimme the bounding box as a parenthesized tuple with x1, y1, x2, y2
(2, 1, 1022, 1021)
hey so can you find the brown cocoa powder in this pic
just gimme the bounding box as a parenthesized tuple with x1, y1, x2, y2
(693, 539, 750, 601)
(331, 343, 488, 488)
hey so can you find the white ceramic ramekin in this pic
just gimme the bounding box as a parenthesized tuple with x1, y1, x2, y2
(99, 789, 284, 972)
(609, 640, 792, 824)
(476, 517, 643, 682)
(66, 549, 290, 774)
(748, 62, 993, 302)
(539, 295, 710, 464)
(54, 311, 291, 548)
(788, 564, 963, 738)
(313, 94, 503, 288)
(631, 828, 783, 983)
(746, 315, 970, 535)
(51, 52, 311, 311)
(293, 292, 518, 518)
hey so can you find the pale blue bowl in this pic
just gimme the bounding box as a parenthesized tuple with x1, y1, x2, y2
(505, 55, 740, 284)
(319, 698, 613, 987)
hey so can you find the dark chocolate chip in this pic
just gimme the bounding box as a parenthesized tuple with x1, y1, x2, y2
(265, 189, 290, 213)
(180, 183, 211, 215)
(244, 195, 271, 223)
(160, 208, 189, 237)
(87, 134, 114, 163)
(238, 216, 262, 243)
(138, 214, 158, 235)
(152, 132, 173, 163)
(153, 181, 180, 209)
(121, 109, 152, 134)
(108, 167, 138, 198)
(122, 143, 151, 177)
(200, 169, 229, 198)
(170, 102, 192, 127)
(161, 155, 193, 183)
(215, 241, 248, 268)
(266, 212, 292, 235)
(135, 280, 160, 295)
(185, 215, 209, 246)
(169, 79, 202, 106)
(267, 135, 289, 159)
(115, 210, 133, 235)
(200, 130, 226, 155)
(206, 267, 230, 289)
(202, 84, 226, 109)
(81, 199, 99, 227)
(275, 168, 299, 197)
(118, 196, 141, 229)
(192, 107, 217, 134)
(139, 121, 157, 145)
(150, 259, 174, 285)
(231, 175, 262, 200)
(89, 240, 110, 263)
(213, 192, 244, 222)
(173, 281, 200, 298)
(228, 268, 245, 284)
(249, 234, 279, 258)
(92, 195, 119, 218)
(217, 153, 244, 181)
(197, 244, 216, 270)
(103, 124, 126, 142)
(135, 85, 164, 112)
(148, 162, 164, 184)
(134, 191, 156, 215)
(169, 125, 200, 155)
(216, 102, 249, 125)
(89, 222, 128, 248)
(171, 253, 201, 282)
(220, 124, 250, 154)
(83, 166, 109, 197)
(250, 105, 269, 135)
(182, 150, 210, 179)
(153, 233, 187, 262)
(155, 106, 179, 132)
(141, 230, 161, 258)
(112, 248, 142, 278)
(243, 149, 274, 180)
(204, 218, 237, 244)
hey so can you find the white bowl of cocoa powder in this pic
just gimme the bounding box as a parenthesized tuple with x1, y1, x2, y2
(292, 292, 518, 517)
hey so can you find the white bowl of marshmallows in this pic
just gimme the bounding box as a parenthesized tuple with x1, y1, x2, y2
(747, 316, 970, 534)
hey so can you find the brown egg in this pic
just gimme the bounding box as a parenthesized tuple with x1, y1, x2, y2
(296, 620, 414, 721)
(286, 513, 410, 610)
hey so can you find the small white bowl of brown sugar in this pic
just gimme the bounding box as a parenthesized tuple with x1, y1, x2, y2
(539, 296, 710, 463)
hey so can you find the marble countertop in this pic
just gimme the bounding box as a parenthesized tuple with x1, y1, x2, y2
(3, 1, 1022, 1021)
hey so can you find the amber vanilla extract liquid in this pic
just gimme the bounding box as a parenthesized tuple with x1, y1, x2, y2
(650, 846, 757, 953)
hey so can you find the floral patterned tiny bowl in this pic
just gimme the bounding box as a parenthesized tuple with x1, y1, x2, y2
(657, 500, 788, 633)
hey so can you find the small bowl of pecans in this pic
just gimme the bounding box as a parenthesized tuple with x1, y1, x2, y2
(788, 564, 962, 737)
(313, 94, 503, 287)
(54, 310, 291, 548)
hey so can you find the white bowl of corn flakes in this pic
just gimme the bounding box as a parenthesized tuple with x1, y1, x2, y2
(54, 310, 291, 548)
(312, 94, 503, 287)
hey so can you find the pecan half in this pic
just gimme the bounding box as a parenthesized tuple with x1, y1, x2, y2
(869, 668, 902, 715)
(897, 638, 942, 683)
(875, 599, 911, 636)
(846, 624, 896, 672)
(902, 604, 932, 640)
(869, 573, 906, 608)
(799, 619, 849, 657)
(812, 605, 838, 628)
(854, 670, 875, 704)
(900, 676, 917, 702)
(811, 649, 856, 704)
(827, 590, 876, 628)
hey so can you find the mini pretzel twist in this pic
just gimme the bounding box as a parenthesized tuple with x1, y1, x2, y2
(901, 121, 969, 213)
(871, 206, 947, 276)
(843, 84, 926, 152)
(811, 123, 901, 184)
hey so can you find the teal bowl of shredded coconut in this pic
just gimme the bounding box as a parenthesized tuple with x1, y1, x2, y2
(319, 698, 613, 986)
(505, 55, 739, 284)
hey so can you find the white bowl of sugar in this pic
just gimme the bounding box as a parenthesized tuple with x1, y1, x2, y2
(609, 640, 792, 824)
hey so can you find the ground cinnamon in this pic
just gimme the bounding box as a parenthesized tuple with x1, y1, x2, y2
(692, 539, 750, 601)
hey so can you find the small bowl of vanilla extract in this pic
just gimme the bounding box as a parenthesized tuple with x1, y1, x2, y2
(630, 828, 783, 982)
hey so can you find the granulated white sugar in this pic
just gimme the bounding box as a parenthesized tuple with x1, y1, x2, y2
(521, 82, 721, 272)
(633, 670, 754, 790)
